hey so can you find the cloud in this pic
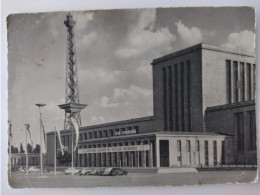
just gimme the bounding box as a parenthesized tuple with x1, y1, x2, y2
(99, 84, 152, 109)
(113, 85, 152, 100)
(79, 68, 121, 84)
(221, 30, 255, 52)
(175, 20, 202, 45)
(91, 115, 105, 123)
(80, 31, 98, 47)
(100, 96, 119, 108)
(115, 9, 176, 58)
(74, 12, 94, 31)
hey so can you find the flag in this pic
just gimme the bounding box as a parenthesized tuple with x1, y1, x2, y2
(25, 124, 33, 146)
(42, 125, 47, 154)
(8, 122, 13, 145)
(56, 129, 64, 155)
(70, 116, 79, 151)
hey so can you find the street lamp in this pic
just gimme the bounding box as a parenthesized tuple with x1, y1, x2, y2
(35, 103, 46, 176)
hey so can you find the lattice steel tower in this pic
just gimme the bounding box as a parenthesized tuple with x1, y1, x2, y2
(60, 13, 86, 130)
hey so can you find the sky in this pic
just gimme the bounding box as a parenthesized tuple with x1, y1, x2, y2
(7, 7, 255, 149)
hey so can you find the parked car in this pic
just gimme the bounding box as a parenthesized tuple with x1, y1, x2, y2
(64, 167, 80, 175)
(28, 166, 40, 173)
(102, 167, 127, 176)
(89, 168, 105, 175)
(79, 168, 92, 175)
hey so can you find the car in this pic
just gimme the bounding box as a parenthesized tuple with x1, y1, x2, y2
(102, 167, 128, 176)
(64, 167, 80, 175)
(28, 166, 40, 173)
(79, 168, 92, 175)
(89, 168, 105, 175)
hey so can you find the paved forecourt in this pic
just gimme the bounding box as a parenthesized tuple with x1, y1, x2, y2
(9, 170, 257, 188)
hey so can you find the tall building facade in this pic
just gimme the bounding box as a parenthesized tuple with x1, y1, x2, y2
(46, 43, 256, 168)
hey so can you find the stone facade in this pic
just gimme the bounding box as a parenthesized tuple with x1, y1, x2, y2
(46, 43, 257, 168)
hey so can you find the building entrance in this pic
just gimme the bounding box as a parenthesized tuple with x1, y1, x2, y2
(160, 140, 169, 167)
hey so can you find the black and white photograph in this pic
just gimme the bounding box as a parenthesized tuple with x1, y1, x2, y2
(6, 6, 257, 188)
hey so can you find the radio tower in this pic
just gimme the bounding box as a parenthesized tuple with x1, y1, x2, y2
(59, 13, 87, 130)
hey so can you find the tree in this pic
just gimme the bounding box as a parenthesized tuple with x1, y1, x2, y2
(19, 143, 25, 153)
(57, 151, 72, 166)
(27, 143, 33, 153)
(32, 144, 40, 153)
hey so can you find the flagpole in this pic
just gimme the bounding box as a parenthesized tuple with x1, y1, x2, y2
(71, 128, 74, 176)
(54, 127, 56, 176)
(8, 121, 12, 177)
(35, 104, 46, 176)
(26, 126, 28, 175)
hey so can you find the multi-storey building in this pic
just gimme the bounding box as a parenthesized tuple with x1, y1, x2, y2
(46, 43, 256, 168)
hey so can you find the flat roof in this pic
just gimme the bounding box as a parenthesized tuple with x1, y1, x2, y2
(78, 130, 232, 143)
(151, 43, 255, 65)
(206, 100, 255, 112)
(47, 116, 154, 134)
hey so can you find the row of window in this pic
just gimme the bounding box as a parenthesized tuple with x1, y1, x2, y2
(226, 60, 255, 103)
(177, 140, 222, 165)
(62, 126, 140, 145)
(236, 110, 256, 151)
(162, 60, 191, 132)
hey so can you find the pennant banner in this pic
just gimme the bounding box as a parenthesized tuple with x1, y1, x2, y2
(70, 116, 79, 151)
(42, 125, 47, 154)
(56, 129, 64, 155)
(25, 124, 33, 146)
(8, 123, 13, 145)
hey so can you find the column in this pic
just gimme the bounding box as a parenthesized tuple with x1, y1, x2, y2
(148, 140, 153, 167)
(199, 140, 205, 166)
(140, 142, 145, 167)
(96, 145, 100, 167)
(217, 140, 222, 165)
(106, 144, 109, 167)
(155, 138, 160, 168)
(208, 140, 214, 166)
(122, 142, 126, 167)
(135, 141, 139, 167)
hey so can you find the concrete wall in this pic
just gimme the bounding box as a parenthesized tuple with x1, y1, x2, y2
(156, 134, 232, 167)
(205, 101, 256, 164)
(202, 48, 255, 130)
(152, 47, 203, 132)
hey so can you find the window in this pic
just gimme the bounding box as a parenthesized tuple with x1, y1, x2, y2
(221, 141, 225, 165)
(248, 111, 256, 150)
(88, 132, 92, 139)
(246, 63, 252, 100)
(94, 132, 97, 139)
(236, 112, 244, 151)
(213, 141, 217, 165)
(127, 127, 132, 130)
(62, 136, 65, 145)
(84, 133, 87, 140)
(204, 141, 209, 166)
(186, 140, 190, 152)
(177, 140, 181, 152)
(103, 130, 108, 137)
(233, 61, 238, 103)
(134, 126, 139, 133)
(226, 60, 231, 103)
(79, 133, 82, 141)
(109, 129, 113, 136)
(195, 140, 200, 151)
(162, 67, 167, 131)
